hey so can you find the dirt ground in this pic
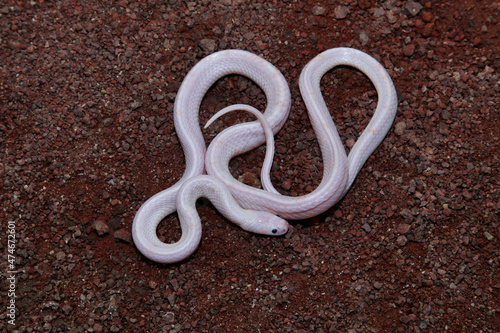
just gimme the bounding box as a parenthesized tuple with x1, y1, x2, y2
(1, 0, 498, 332)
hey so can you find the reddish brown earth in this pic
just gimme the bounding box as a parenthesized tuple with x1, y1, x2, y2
(1, 0, 498, 332)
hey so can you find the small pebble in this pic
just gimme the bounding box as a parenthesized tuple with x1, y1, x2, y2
(484, 231, 494, 241)
(359, 31, 369, 45)
(334, 6, 349, 19)
(311, 5, 326, 16)
(403, 44, 416, 57)
(92, 220, 110, 236)
(404, 1, 423, 17)
(163, 312, 175, 323)
(199, 39, 217, 53)
(397, 223, 411, 234)
(397, 235, 408, 247)
(394, 121, 406, 136)
(114, 229, 132, 244)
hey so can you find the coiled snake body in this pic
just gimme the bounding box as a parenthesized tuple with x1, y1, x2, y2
(132, 48, 398, 263)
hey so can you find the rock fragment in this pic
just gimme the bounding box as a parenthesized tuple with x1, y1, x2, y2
(93, 220, 110, 236)
(311, 5, 326, 16)
(334, 6, 349, 19)
(199, 39, 216, 53)
(404, 1, 423, 17)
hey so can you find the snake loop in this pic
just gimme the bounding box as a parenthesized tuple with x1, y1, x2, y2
(132, 48, 397, 263)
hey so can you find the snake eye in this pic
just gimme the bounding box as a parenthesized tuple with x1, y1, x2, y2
(272, 228, 278, 234)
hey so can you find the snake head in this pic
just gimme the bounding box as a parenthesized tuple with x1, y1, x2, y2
(241, 211, 289, 236)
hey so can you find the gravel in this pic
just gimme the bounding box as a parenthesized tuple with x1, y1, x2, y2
(1, 0, 498, 332)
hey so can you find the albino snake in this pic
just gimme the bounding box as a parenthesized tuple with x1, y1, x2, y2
(132, 48, 398, 263)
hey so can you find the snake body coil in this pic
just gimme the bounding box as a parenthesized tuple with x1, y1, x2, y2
(132, 48, 398, 263)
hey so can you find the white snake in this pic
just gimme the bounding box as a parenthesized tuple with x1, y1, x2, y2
(132, 48, 398, 263)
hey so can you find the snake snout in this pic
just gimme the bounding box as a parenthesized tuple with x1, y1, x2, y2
(247, 211, 289, 236)
(268, 215, 289, 236)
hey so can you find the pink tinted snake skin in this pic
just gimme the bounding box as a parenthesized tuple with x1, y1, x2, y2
(132, 48, 398, 263)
